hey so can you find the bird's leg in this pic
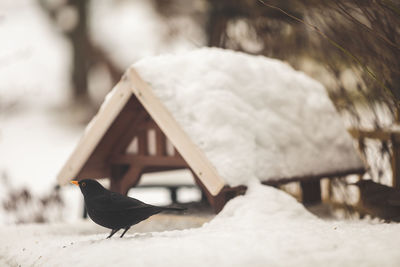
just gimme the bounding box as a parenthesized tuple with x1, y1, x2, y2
(120, 226, 131, 238)
(107, 228, 120, 239)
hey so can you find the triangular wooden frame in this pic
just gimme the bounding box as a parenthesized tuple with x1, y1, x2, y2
(58, 68, 246, 212)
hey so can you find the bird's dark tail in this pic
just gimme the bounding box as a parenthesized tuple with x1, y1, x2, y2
(161, 205, 187, 212)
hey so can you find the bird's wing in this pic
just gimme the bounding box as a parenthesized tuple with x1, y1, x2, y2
(88, 192, 155, 212)
(388, 197, 400, 206)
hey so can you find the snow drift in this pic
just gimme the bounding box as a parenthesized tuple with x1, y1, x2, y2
(2, 182, 400, 267)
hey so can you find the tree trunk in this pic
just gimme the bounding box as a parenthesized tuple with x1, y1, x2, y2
(68, 0, 90, 102)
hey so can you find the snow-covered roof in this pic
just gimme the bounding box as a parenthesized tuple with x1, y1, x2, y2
(58, 48, 364, 193)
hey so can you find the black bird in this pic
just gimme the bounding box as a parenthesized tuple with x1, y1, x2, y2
(71, 179, 185, 238)
(349, 179, 400, 222)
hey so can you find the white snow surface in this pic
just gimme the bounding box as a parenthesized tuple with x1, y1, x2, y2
(133, 48, 363, 186)
(1, 182, 400, 267)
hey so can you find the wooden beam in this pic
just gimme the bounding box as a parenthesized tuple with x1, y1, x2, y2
(76, 166, 110, 180)
(140, 166, 189, 173)
(109, 107, 149, 156)
(127, 68, 225, 196)
(119, 166, 143, 195)
(300, 180, 321, 205)
(391, 135, 400, 189)
(79, 96, 141, 175)
(145, 120, 158, 129)
(348, 128, 400, 142)
(191, 170, 246, 213)
(215, 185, 247, 212)
(349, 127, 400, 188)
(109, 164, 130, 193)
(138, 130, 148, 155)
(92, 96, 142, 157)
(155, 127, 167, 156)
(110, 154, 187, 168)
(57, 81, 132, 185)
(262, 167, 365, 186)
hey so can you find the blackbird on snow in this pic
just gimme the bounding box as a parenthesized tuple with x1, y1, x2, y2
(71, 179, 185, 238)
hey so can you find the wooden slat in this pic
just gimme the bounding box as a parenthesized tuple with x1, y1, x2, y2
(57, 81, 132, 185)
(349, 127, 400, 188)
(113, 166, 143, 195)
(391, 136, 400, 189)
(191, 170, 246, 212)
(348, 128, 400, 142)
(110, 154, 188, 168)
(138, 130, 148, 155)
(262, 167, 365, 186)
(145, 120, 158, 129)
(127, 68, 225, 196)
(75, 167, 110, 180)
(139, 166, 188, 173)
(300, 180, 321, 204)
(78, 96, 140, 176)
(109, 165, 130, 193)
(110, 108, 149, 156)
(155, 128, 167, 156)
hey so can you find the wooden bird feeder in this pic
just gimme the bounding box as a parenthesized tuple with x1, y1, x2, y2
(58, 63, 365, 212)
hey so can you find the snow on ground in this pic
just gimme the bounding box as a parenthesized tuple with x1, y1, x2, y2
(134, 48, 363, 186)
(1, 182, 400, 267)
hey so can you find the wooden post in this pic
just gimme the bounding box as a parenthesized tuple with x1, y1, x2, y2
(110, 165, 143, 195)
(300, 180, 321, 205)
(138, 130, 148, 156)
(191, 171, 246, 213)
(391, 134, 400, 189)
(155, 128, 167, 156)
(109, 165, 129, 193)
(169, 186, 178, 203)
(119, 166, 143, 195)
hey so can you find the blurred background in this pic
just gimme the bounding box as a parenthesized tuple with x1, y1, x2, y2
(0, 0, 399, 224)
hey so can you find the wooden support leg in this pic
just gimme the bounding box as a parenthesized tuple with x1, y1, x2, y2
(110, 165, 129, 193)
(191, 171, 246, 213)
(391, 136, 400, 189)
(300, 180, 321, 205)
(210, 193, 227, 213)
(83, 205, 88, 219)
(200, 190, 208, 203)
(110, 165, 143, 195)
(191, 173, 218, 211)
(120, 166, 143, 195)
(169, 186, 178, 203)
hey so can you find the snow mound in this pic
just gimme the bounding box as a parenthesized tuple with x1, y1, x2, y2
(133, 48, 363, 186)
(2, 183, 400, 267)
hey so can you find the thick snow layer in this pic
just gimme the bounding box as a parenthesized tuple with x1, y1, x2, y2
(133, 48, 363, 186)
(1, 182, 400, 267)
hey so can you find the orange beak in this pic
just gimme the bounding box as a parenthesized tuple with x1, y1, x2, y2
(70, 180, 79, 186)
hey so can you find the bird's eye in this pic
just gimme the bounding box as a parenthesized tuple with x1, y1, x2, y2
(81, 182, 86, 187)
